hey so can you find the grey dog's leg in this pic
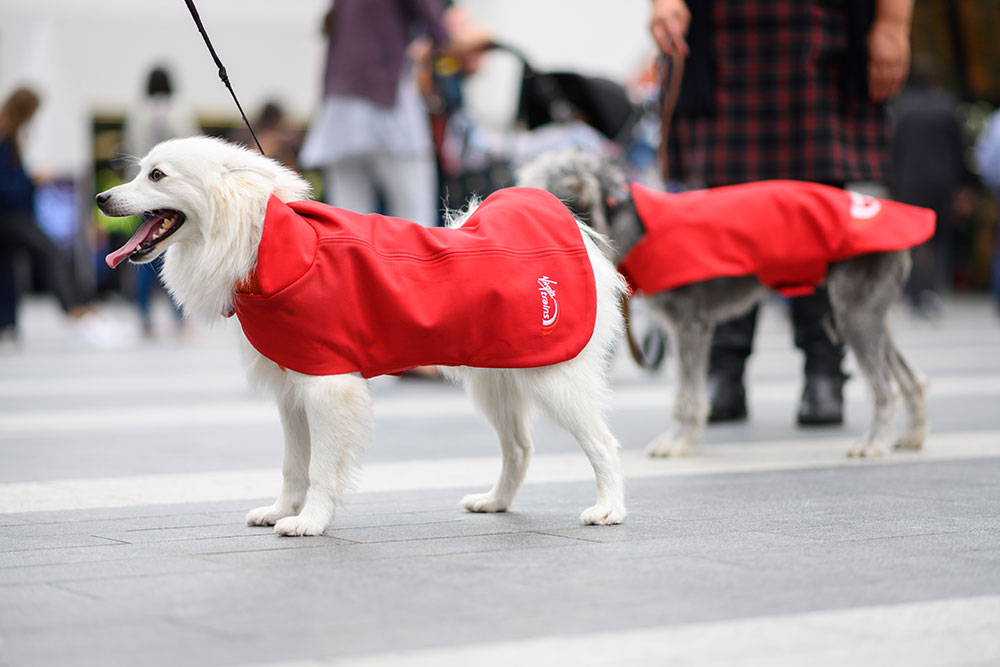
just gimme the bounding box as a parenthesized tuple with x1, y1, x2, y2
(830, 257, 904, 458)
(842, 322, 896, 458)
(888, 343, 928, 450)
(646, 317, 713, 457)
(246, 392, 310, 527)
(461, 370, 534, 514)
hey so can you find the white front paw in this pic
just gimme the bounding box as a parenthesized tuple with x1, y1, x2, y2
(274, 514, 327, 536)
(847, 440, 889, 459)
(644, 431, 695, 458)
(461, 492, 509, 513)
(580, 503, 626, 525)
(246, 504, 295, 527)
(893, 429, 926, 451)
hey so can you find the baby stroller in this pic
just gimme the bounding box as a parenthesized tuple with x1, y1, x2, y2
(429, 41, 639, 204)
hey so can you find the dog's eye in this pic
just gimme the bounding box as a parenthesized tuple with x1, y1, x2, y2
(148, 168, 166, 182)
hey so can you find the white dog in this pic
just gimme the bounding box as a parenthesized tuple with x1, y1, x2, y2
(96, 136, 627, 536)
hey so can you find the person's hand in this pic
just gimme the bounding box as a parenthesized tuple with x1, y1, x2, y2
(446, 25, 493, 58)
(650, 0, 690, 58)
(867, 17, 910, 102)
(408, 36, 433, 65)
(32, 168, 55, 185)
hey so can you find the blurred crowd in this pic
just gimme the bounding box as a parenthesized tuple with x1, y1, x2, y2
(2, 0, 1000, 357)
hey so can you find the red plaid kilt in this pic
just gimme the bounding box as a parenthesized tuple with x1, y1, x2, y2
(667, 0, 889, 187)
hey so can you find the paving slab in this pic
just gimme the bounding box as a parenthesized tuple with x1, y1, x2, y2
(1, 295, 999, 666)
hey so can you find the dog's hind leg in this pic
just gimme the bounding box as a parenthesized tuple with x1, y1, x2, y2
(830, 261, 899, 458)
(246, 391, 311, 527)
(888, 342, 928, 451)
(529, 365, 626, 525)
(831, 254, 918, 458)
(460, 370, 535, 514)
(843, 327, 896, 458)
(646, 317, 712, 458)
(273, 373, 373, 536)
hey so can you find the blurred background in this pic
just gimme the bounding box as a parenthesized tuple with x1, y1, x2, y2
(1, 0, 999, 335)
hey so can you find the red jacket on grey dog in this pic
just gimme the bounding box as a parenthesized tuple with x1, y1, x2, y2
(230, 188, 597, 378)
(619, 181, 936, 297)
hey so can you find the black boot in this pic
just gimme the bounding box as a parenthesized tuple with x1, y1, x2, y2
(791, 287, 846, 427)
(708, 372, 747, 423)
(708, 309, 756, 424)
(797, 372, 845, 426)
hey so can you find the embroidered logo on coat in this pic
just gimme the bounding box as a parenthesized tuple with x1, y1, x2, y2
(538, 276, 560, 335)
(848, 191, 883, 220)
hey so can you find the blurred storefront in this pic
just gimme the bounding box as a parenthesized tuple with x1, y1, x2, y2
(912, 0, 1000, 104)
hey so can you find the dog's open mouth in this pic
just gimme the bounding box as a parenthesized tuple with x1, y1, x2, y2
(105, 210, 186, 268)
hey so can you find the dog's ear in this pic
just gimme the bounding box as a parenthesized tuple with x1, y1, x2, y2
(559, 175, 585, 195)
(557, 172, 609, 234)
(226, 162, 311, 204)
(556, 173, 601, 207)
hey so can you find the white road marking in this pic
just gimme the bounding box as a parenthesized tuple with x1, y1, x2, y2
(246, 595, 1000, 667)
(1, 430, 997, 514)
(2, 374, 1000, 436)
(0, 371, 247, 398)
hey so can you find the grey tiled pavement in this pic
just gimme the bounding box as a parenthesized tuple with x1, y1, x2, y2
(1, 294, 999, 666)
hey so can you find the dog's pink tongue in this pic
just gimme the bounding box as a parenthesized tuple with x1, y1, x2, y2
(105, 218, 160, 269)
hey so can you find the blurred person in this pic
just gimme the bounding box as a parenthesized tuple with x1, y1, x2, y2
(121, 65, 197, 337)
(123, 67, 198, 170)
(974, 104, 1000, 314)
(651, 0, 913, 426)
(298, 0, 489, 226)
(0, 87, 113, 346)
(231, 100, 302, 169)
(890, 54, 969, 318)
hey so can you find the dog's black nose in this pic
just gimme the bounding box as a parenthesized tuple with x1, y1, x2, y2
(95, 192, 110, 206)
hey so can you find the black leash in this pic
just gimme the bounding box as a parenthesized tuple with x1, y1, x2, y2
(183, 0, 265, 155)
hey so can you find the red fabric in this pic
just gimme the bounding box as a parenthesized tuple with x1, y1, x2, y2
(232, 188, 597, 377)
(619, 181, 936, 296)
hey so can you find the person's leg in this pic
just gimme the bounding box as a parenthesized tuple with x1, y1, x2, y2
(707, 306, 758, 422)
(371, 151, 439, 227)
(2, 216, 86, 315)
(0, 249, 19, 334)
(135, 261, 155, 336)
(928, 192, 954, 311)
(147, 255, 185, 326)
(993, 230, 1000, 315)
(791, 286, 846, 425)
(323, 155, 379, 214)
(899, 189, 950, 316)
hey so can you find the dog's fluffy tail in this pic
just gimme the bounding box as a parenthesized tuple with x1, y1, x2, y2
(442, 196, 481, 229)
(582, 221, 628, 361)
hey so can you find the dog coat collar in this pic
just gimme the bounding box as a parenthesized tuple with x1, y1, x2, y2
(619, 181, 936, 296)
(231, 189, 597, 377)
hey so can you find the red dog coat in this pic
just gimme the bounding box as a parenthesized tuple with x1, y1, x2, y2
(231, 188, 597, 377)
(619, 181, 936, 296)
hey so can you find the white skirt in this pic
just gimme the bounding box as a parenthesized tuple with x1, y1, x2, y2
(298, 69, 433, 169)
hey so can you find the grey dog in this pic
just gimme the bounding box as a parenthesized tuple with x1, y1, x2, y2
(518, 150, 928, 459)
